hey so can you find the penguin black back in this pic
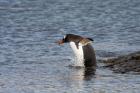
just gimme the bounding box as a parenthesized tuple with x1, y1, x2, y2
(83, 44, 96, 67)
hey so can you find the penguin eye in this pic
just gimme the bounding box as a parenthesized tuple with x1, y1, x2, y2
(63, 35, 68, 42)
(62, 35, 66, 42)
(63, 35, 66, 39)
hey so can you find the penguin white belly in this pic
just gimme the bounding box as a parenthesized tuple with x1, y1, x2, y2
(70, 42, 84, 67)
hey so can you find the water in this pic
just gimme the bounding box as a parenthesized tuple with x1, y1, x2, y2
(0, 0, 140, 93)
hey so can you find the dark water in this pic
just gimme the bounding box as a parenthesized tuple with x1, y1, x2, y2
(0, 0, 140, 93)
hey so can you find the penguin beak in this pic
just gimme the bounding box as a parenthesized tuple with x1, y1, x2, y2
(56, 39, 64, 45)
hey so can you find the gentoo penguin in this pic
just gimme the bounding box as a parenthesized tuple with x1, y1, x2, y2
(57, 34, 96, 68)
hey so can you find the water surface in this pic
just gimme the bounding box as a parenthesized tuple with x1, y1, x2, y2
(0, 0, 140, 93)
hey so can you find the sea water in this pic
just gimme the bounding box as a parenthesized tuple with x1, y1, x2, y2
(0, 0, 140, 93)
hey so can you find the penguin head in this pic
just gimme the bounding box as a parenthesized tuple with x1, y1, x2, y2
(57, 34, 94, 45)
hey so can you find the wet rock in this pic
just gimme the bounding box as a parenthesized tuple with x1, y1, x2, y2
(102, 51, 140, 74)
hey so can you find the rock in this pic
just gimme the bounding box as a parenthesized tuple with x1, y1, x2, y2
(102, 51, 140, 74)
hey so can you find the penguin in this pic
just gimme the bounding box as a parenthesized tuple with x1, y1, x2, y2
(57, 34, 96, 68)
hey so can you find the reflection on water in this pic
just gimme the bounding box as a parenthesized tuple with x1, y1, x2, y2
(84, 68, 96, 80)
(68, 66, 96, 81)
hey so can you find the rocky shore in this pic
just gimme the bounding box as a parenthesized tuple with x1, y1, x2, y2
(102, 51, 140, 74)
